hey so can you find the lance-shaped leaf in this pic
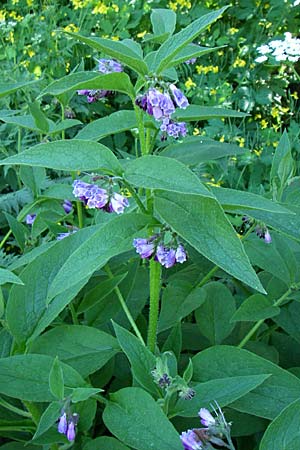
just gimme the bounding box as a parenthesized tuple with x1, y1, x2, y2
(40, 71, 135, 99)
(49, 357, 64, 400)
(76, 110, 137, 141)
(64, 33, 148, 76)
(166, 44, 222, 69)
(0, 79, 38, 98)
(153, 6, 229, 73)
(173, 105, 248, 121)
(0, 140, 122, 175)
(0, 268, 24, 285)
(154, 191, 265, 293)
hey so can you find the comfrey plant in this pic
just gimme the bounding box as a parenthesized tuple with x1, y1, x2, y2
(1, 5, 300, 450)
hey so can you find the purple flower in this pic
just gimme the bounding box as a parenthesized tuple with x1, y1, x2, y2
(156, 245, 176, 268)
(179, 387, 196, 400)
(180, 429, 203, 450)
(169, 84, 189, 109)
(175, 244, 187, 263)
(161, 119, 187, 139)
(109, 192, 129, 214)
(198, 408, 216, 427)
(86, 188, 109, 209)
(62, 199, 73, 214)
(66, 421, 76, 442)
(264, 230, 272, 244)
(185, 58, 197, 64)
(77, 89, 90, 96)
(72, 180, 108, 209)
(133, 238, 155, 259)
(98, 58, 123, 74)
(57, 412, 68, 435)
(57, 230, 77, 240)
(26, 214, 36, 225)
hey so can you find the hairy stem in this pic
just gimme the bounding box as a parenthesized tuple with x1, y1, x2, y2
(147, 259, 162, 353)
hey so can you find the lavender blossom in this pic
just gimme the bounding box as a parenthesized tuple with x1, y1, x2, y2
(160, 118, 187, 139)
(72, 180, 108, 209)
(175, 244, 187, 263)
(57, 230, 78, 240)
(264, 230, 272, 244)
(98, 58, 123, 74)
(25, 214, 36, 225)
(169, 84, 189, 109)
(156, 245, 176, 268)
(66, 421, 76, 441)
(109, 192, 129, 214)
(180, 429, 203, 450)
(57, 412, 68, 435)
(62, 199, 73, 214)
(185, 58, 197, 64)
(198, 408, 216, 428)
(133, 238, 155, 259)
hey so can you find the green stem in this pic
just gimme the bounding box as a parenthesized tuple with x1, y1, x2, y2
(93, 394, 108, 405)
(0, 397, 31, 418)
(147, 259, 162, 353)
(145, 127, 151, 154)
(197, 266, 219, 288)
(134, 105, 146, 155)
(122, 180, 147, 214)
(238, 287, 293, 348)
(0, 229, 12, 250)
(105, 265, 145, 346)
(61, 103, 65, 140)
(71, 172, 84, 228)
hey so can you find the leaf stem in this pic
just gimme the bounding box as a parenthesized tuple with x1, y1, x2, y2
(105, 265, 145, 346)
(0, 229, 12, 250)
(0, 397, 31, 418)
(122, 180, 147, 214)
(147, 259, 162, 353)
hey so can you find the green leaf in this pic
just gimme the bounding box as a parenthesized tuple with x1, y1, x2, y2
(167, 44, 221, 68)
(49, 357, 64, 400)
(173, 374, 270, 417)
(76, 110, 137, 141)
(71, 387, 102, 403)
(158, 280, 206, 332)
(0, 354, 86, 402)
(103, 387, 183, 450)
(151, 9, 176, 36)
(0, 80, 38, 98)
(192, 345, 300, 419)
(29, 101, 49, 133)
(161, 136, 247, 165)
(124, 155, 212, 197)
(273, 302, 300, 344)
(41, 71, 135, 98)
(30, 325, 120, 377)
(83, 436, 130, 450)
(173, 105, 248, 121)
(153, 6, 228, 73)
(231, 294, 280, 322)
(4, 212, 27, 251)
(32, 401, 62, 440)
(112, 322, 158, 395)
(0, 268, 24, 286)
(64, 34, 148, 76)
(195, 282, 236, 345)
(154, 191, 265, 293)
(271, 130, 293, 192)
(0, 115, 53, 133)
(1, 140, 122, 175)
(260, 398, 300, 450)
(47, 213, 151, 301)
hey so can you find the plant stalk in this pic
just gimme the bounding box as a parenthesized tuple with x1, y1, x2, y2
(147, 259, 162, 353)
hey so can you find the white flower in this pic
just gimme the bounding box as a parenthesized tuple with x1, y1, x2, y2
(255, 55, 268, 63)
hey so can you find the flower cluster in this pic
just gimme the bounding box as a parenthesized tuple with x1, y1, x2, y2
(181, 405, 233, 450)
(241, 216, 272, 244)
(133, 234, 187, 269)
(77, 58, 123, 102)
(135, 83, 188, 139)
(72, 180, 129, 214)
(58, 411, 79, 442)
(256, 32, 300, 63)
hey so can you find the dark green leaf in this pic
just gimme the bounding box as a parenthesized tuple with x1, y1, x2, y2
(231, 294, 280, 322)
(0, 268, 24, 286)
(173, 105, 248, 121)
(32, 402, 61, 440)
(49, 357, 64, 400)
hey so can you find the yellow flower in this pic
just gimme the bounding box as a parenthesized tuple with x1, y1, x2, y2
(64, 23, 79, 33)
(92, 3, 109, 14)
(273, 141, 279, 148)
(219, 135, 225, 142)
(253, 148, 262, 156)
(112, 4, 119, 11)
(0, 10, 6, 21)
(27, 48, 35, 58)
(111, 36, 119, 41)
(185, 77, 196, 89)
(9, 11, 23, 21)
(26, 0, 34, 6)
(33, 65, 42, 78)
(168, 1, 177, 11)
(233, 57, 246, 68)
(66, 62, 70, 73)
(291, 91, 299, 100)
(210, 88, 217, 95)
(254, 113, 261, 120)
(260, 119, 268, 129)
(137, 30, 147, 39)
(20, 60, 30, 68)
(193, 128, 200, 135)
(229, 27, 239, 35)
(12, 0, 19, 4)
(271, 107, 279, 119)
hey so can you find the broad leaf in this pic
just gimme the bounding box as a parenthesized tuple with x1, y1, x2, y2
(33, 401, 62, 440)
(1, 140, 122, 175)
(154, 191, 265, 293)
(84, 436, 130, 450)
(49, 357, 64, 400)
(0, 80, 38, 98)
(231, 294, 280, 322)
(103, 387, 183, 450)
(0, 268, 23, 286)
(173, 105, 248, 121)
(167, 44, 221, 69)
(151, 9, 176, 36)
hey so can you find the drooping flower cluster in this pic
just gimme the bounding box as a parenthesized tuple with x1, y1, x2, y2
(72, 180, 129, 214)
(255, 32, 300, 63)
(77, 58, 123, 102)
(58, 411, 79, 442)
(135, 82, 189, 139)
(133, 233, 187, 269)
(241, 216, 272, 244)
(181, 404, 234, 450)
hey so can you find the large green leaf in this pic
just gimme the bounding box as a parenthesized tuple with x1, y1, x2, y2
(64, 34, 148, 76)
(192, 346, 300, 419)
(47, 213, 151, 301)
(124, 155, 212, 197)
(151, 9, 176, 36)
(30, 325, 120, 377)
(0, 354, 86, 402)
(173, 374, 270, 417)
(154, 191, 265, 293)
(260, 398, 300, 450)
(152, 6, 228, 73)
(0, 268, 23, 286)
(103, 388, 183, 450)
(0, 80, 38, 98)
(76, 110, 137, 141)
(161, 136, 247, 165)
(231, 294, 280, 322)
(167, 44, 221, 69)
(41, 71, 135, 98)
(0, 140, 122, 175)
(84, 437, 130, 450)
(173, 105, 248, 121)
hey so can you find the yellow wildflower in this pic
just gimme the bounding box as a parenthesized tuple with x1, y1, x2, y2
(33, 65, 42, 78)
(92, 3, 109, 14)
(253, 148, 262, 156)
(254, 113, 261, 120)
(12, 0, 19, 4)
(111, 36, 119, 41)
(271, 107, 279, 119)
(112, 4, 119, 12)
(9, 11, 23, 21)
(0, 10, 6, 21)
(233, 57, 246, 68)
(261, 119, 268, 129)
(193, 128, 200, 135)
(291, 91, 299, 100)
(219, 135, 225, 142)
(210, 88, 217, 95)
(137, 30, 147, 39)
(185, 77, 196, 89)
(64, 23, 79, 33)
(229, 27, 239, 35)
(66, 62, 70, 73)
(273, 141, 278, 148)
(26, 0, 34, 6)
